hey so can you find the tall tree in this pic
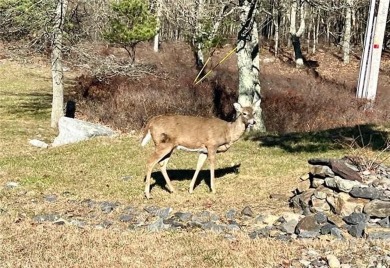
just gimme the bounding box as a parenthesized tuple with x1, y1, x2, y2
(343, 0, 353, 64)
(104, 0, 157, 63)
(289, 0, 306, 68)
(51, 0, 68, 128)
(237, 0, 265, 132)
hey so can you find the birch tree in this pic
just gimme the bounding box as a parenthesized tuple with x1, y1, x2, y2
(342, 0, 353, 63)
(237, 0, 265, 132)
(289, 0, 306, 68)
(51, 0, 68, 128)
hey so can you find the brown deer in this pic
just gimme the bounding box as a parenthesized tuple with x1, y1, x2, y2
(141, 100, 260, 199)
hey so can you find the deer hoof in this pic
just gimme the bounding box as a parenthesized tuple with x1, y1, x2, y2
(144, 192, 152, 199)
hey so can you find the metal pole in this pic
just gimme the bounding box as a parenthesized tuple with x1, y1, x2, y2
(366, 0, 390, 101)
(356, 0, 376, 98)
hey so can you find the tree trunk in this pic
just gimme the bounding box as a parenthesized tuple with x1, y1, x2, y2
(51, 0, 68, 129)
(193, 0, 205, 69)
(290, 0, 306, 68)
(237, 0, 265, 132)
(273, 1, 279, 56)
(342, 0, 353, 64)
(153, 0, 162, 52)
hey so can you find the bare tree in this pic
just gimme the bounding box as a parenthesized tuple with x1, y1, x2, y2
(237, 0, 265, 132)
(51, 0, 68, 128)
(342, 0, 353, 63)
(289, 0, 306, 68)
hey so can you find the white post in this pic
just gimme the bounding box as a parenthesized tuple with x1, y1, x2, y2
(356, 0, 376, 98)
(366, 0, 390, 101)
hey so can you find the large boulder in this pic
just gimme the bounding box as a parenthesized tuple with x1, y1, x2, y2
(52, 117, 116, 147)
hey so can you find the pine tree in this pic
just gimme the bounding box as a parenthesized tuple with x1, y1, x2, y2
(104, 0, 157, 63)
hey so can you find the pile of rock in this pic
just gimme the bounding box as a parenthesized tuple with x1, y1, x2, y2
(290, 157, 390, 238)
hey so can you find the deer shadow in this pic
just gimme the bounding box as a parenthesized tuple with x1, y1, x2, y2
(149, 164, 241, 192)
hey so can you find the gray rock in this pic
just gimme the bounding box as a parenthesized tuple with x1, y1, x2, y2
(241, 206, 254, 217)
(70, 219, 86, 228)
(378, 217, 390, 227)
(148, 218, 165, 232)
(314, 212, 328, 224)
(326, 176, 362, 193)
(226, 209, 236, 221)
(342, 212, 368, 225)
(320, 223, 337, 235)
(330, 228, 344, 239)
(52, 117, 116, 147)
(202, 222, 224, 234)
(100, 201, 118, 213)
(156, 207, 172, 219)
(280, 219, 298, 234)
(33, 214, 60, 223)
(350, 186, 380, 199)
(119, 214, 134, 222)
(366, 227, 390, 239)
(347, 221, 365, 238)
(225, 223, 241, 232)
(364, 200, 390, 217)
(310, 165, 335, 178)
(96, 220, 112, 229)
(174, 212, 192, 222)
(192, 211, 211, 223)
(44, 194, 57, 203)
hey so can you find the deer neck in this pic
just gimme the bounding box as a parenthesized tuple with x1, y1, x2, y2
(228, 115, 246, 143)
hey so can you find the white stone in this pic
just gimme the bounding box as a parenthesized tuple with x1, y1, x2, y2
(52, 117, 116, 147)
(327, 254, 341, 268)
(29, 139, 49, 148)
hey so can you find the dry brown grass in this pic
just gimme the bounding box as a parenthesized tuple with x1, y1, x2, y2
(1, 46, 390, 267)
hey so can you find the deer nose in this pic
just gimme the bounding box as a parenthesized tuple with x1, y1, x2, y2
(249, 119, 256, 125)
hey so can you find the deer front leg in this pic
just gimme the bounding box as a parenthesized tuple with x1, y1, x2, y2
(189, 153, 207, 194)
(145, 145, 173, 199)
(159, 157, 175, 193)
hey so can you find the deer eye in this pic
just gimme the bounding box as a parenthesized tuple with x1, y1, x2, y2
(242, 112, 248, 116)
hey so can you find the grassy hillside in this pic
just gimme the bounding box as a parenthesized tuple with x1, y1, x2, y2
(0, 57, 389, 267)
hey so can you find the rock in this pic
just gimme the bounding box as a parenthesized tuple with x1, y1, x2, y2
(330, 228, 344, 239)
(300, 173, 311, 181)
(297, 179, 311, 193)
(326, 176, 361, 193)
(52, 117, 116, 147)
(347, 221, 365, 238)
(44, 194, 57, 202)
(280, 212, 303, 222)
(226, 223, 241, 232)
(156, 207, 172, 219)
(327, 215, 346, 228)
(174, 212, 193, 222)
(192, 211, 211, 223)
(364, 200, 390, 217)
(202, 222, 224, 234)
(96, 220, 112, 229)
(148, 218, 166, 232)
(295, 215, 322, 238)
(327, 254, 341, 268)
(311, 196, 331, 212)
(330, 159, 363, 182)
(33, 214, 60, 223)
(53, 218, 69, 225)
(310, 165, 335, 178)
(342, 212, 368, 225)
(280, 219, 298, 234)
(119, 214, 134, 222)
(29, 139, 49, 148)
(241, 206, 254, 217)
(320, 223, 337, 235)
(308, 158, 331, 166)
(70, 219, 86, 228)
(328, 193, 369, 216)
(314, 185, 332, 199)
(314, 212, 328, 224)
(225, 209, 236, 221)
(350, 186, 380, 199)
(366, 226, 390, 239)
(378, 217, 390, 227)
(261, 214, 280, 225)
(5, 182, 19, 188)
(100, 201, 118, 213)
(311, 178, 325, 188)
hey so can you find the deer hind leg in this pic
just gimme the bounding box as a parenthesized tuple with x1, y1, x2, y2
(159, 155, 175, 193)
(145, 145, 173, 199)
(208, 149, 217, 194)
(189, 153, 208, 194)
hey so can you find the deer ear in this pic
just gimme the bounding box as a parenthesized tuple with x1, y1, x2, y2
(253, 99, 261, 107)
(233, 102, 242, 113)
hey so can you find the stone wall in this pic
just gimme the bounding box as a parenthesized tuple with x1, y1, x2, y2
(290, 157, 390, 238)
